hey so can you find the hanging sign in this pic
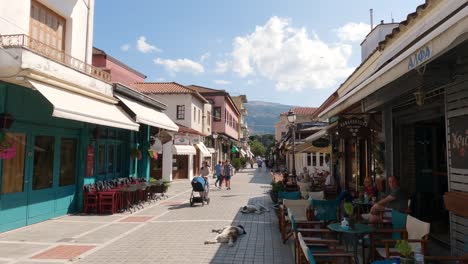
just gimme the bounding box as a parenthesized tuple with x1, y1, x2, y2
(449, 115, 468, 169)
(312, 138, 330, 148)
(174, 135, 190, 145)
(85, 145, 95, 176)
(338, 117, 370, 138)
(191, 135, 201, 145)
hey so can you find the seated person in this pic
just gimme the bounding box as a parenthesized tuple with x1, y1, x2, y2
(369, 176, 407, 223)
(363, 177, 377, 198)
(375, 177, 386, 201)
(324, 171, 335, 186)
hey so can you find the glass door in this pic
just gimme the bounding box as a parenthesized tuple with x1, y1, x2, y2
(0, 133, 28, 231)
(27, 135, 57, 224)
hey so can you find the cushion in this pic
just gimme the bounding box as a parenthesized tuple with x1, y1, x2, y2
(298, 232, 310, 262)
(278, 191, 301, 200)
(406, 215, 430, 251)
(308, 191, 324, 201)
(284, 199, 309, 221)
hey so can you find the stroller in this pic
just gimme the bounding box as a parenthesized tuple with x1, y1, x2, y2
(190, 176, 210, 206)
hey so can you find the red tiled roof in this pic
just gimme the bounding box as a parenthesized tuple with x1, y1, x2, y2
(176, 123, 207, 136)
(281, 107, 317, 116)
(187, 85, 223, 94)
(131, 82, 195, 94)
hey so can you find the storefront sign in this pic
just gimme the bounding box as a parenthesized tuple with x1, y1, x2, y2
(191, 135, 201, 144)
(408, 45, 431, 70)
(312, 138, 330, 148)
(174, 135, 190, 145)
(449, 115, 468, 169)
(338, 117, 370, 138)
(85, 145, 95, 177)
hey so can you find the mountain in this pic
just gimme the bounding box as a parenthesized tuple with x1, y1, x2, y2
(244, 101, 295, 135)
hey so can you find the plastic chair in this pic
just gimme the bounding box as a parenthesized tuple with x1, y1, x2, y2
(310, 199, 340, 222)
(83, 185, 98, 214)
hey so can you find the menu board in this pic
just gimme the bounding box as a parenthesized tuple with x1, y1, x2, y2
(86, 145, 95, 176)
(449, 115, 468, 169)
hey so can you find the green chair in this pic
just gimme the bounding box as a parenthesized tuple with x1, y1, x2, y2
(310, 199, 339, 222)
(279, 191, 301, 201)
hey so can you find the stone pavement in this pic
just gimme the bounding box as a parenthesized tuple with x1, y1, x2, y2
(0, 167, 293, 264)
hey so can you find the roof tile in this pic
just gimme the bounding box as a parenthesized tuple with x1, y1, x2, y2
(131, 82, 196, 94)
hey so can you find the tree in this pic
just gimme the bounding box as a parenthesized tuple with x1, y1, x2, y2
(250, 140, 266, 158)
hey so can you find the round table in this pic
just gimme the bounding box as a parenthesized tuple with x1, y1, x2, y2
(328, 223, 375, 264)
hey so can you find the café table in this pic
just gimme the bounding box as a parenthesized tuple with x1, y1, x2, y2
(328, 222, 375, 264)
(353, 199, 374, 216)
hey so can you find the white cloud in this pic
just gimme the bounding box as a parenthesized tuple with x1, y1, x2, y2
(136, 36, 162, 53)
(200, 52, 210, 62)
(246, 79, 256, 85)
(156, 77, 165, 82)
(213, 80, 231, 85)
(222, 16, 354, 91)
(120, 44, 130, 51)
(336, 22, 370, 42)
(154, 58, 204, 75)
(215, 61, 229, 73)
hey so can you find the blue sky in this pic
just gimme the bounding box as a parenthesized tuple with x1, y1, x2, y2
(93, 0, 424, 107)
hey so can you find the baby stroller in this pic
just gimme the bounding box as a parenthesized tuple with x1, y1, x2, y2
(190, 176, 210, 206)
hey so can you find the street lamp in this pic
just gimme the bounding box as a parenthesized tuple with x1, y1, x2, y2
(287, 111, 297, 183)
(212, 133, 218, 164)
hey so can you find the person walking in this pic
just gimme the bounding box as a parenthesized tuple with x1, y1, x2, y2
(249, 158, 254, 169)
(200, 161, 211, 200)
(214, 161, 223, 187)
(224, 160, 234, 190)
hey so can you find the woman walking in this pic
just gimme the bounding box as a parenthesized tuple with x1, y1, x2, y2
(214, 161, 223, 188)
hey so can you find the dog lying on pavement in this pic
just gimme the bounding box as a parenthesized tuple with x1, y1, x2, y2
(204, 225, 246, 247)
(240, 204, 270, 214)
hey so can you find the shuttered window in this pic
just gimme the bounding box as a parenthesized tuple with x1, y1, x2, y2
(30, 0, 66, 51)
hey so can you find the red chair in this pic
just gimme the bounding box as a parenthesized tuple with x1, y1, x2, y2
(83, 186, 98, 214)
(98, 191, 117, 214)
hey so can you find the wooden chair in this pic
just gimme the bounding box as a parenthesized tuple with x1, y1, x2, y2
(297, 232, 353, 264)
(372, 215, 430, 260)
(280, 199, 315, 243)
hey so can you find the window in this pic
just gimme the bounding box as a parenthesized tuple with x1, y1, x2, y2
(30, 0, 66, 51)
(213, 107, 221, 121)
(33, 136, 55, 190)
(176, 105, 185, 120)
(319, 153, 324, 166)
(198, 109, 201, 124)
(312, 153, 317, 166)
(98, 144, 106, 174)
(108, 145, 114, 173)
(207, 111, 211, 125)
(194, 107, 196, 121)
(59, 138, 77, 186)
(307, 153, 312, 166)
(2, 133, 26, 194)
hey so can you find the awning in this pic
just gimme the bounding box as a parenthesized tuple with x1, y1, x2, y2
(296, 143, 330, 154)
(116, 95, 178, 131)
(305, 129, 327, 143)
(319, 5, 468, 119)
(196, 142, 211, 157)
(240, 149, 247, 157)
(207, 148, 216, 154)
(29, 80, 139, 131)
(172, 145, 196, 155)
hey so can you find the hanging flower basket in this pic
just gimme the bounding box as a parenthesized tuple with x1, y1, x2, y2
(148, 149, 158, 160)
(0, 138, 15, 160)
(131, 148, 142, 160)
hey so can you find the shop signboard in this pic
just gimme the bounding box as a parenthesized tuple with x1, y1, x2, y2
(191, 135, 201, 145)
(312, 138, 330, 148)
(449, 114, 468, 169)
(338, 117, 370, 139)
(174, 135, 190, 145)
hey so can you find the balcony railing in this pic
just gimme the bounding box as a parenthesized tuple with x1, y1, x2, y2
(0, 34, 111, 82)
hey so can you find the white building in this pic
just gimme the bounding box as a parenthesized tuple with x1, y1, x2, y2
(131, 82, 212, 181)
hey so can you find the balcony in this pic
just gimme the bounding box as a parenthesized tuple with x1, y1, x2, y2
(0, 34, 111, 82)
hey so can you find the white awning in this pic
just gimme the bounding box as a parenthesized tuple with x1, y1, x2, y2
(116, 95, 179, 131)
(240, 149, 247, 157)
(172, 145, 196, 155)
(207, 148, 216, 153)
(196, 142, 211, 157)
(320, 5, 468, 119)
(29, 80, 139, 131)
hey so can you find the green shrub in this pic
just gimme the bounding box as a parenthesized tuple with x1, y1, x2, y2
(232, 158, 242, 171)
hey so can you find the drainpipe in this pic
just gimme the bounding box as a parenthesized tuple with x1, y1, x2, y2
(84, 0, 93, 64)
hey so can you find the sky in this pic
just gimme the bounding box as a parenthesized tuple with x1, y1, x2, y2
(93, 0, 424, 107)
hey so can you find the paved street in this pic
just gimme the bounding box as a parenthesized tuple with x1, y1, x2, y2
(0, 167, 293, 264)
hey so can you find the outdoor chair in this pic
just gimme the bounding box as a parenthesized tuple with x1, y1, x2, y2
(290, 211, 344, 263)
(297, 232, 353, 264)
(279, 191, 302, 201)
(309, 199, 340, 222)
(372, 214, 430, 260)
(281, 199, 325, 243)
(83, 185, 98, 214)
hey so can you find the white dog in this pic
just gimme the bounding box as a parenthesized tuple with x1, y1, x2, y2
(240, 204, 270, 214)
(204, 225, 246, 247)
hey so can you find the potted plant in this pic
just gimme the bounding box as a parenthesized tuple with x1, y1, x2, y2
(270, 180, 284, 204)
(232, 158, 242, 172)
(343, 202, 356, 229)
(395, 240, 413, 264)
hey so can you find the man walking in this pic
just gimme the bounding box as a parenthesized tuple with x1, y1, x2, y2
(224, 160, 234, 190)
(214, 161, 223, 188)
